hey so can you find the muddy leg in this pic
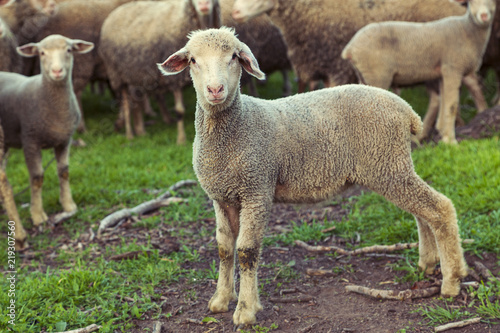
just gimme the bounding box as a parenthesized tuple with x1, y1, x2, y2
(233, 199, 270, 327)
(208, 201, 239, 313)
(23, 144, 47, 226)
(54, 143, 77, 213)
(437, 72, 462, 144)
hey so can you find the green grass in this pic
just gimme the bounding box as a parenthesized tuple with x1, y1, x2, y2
(1, 69, 500, 332)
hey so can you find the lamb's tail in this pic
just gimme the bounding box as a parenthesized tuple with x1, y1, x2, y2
(409, 112, 423, 136)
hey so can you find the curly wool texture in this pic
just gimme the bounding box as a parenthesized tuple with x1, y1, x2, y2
(165, 29, 467, 326)
(251, 0, 465, 86)
(0, 18, 22, 73)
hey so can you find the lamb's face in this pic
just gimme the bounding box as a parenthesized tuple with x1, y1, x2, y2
(469, 0, 496, 27)
(16, 35, 94, 82)
(158, 27, 265, 110)
(192, 0, 216, 16)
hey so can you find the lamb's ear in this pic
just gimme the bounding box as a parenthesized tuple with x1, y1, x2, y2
(158, 48, 190, 76)
(71, 40, 94, 54)
(16, 43, 39, 58)
(238, 42, 265, 80)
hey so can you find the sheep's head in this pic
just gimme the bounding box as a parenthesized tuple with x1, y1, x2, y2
(232, 0, 275, 23)
(468, 0, 496, 27)
(17, 34, 94, 82)
(158, 27, 265, 110)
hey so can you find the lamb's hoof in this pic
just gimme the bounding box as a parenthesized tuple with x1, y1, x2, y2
(15, 239, 29, 251)
(62, 201, 77, 213)
(232, 301, 262, 328)
(440, 281, 461, 297)
(208, 291, 237, 313)
(31, 211, 48, 226)
(441, 136, 458, 145)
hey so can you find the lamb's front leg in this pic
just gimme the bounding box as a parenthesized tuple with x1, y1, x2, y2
(23, 145, 47, 226)
(55, 143, 77, 213)
(209, 201, 239, 313)
(233, 200, 270, 327)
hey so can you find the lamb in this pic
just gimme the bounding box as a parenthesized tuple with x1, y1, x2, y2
(341, 0, 496, 144)
(0, 34, 93, 226)
(99, 0, 220, 143)
(158, 27, 468, 327)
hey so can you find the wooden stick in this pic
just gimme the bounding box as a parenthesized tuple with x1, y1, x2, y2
(345, 285, 440, 301)
(98, 197, 185, 236)
(49, 209, 78, 226)
(434, 317, 481, 332)
(306, 268, 335, 277)
(152, 321, 162, 333)
(56, 324, 101, 333)
(473, 261, 498, 282)
(295, 240, 418, 255)
(97, 179, 196, 236)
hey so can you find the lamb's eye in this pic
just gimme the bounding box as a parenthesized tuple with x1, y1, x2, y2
(67, 48, 71, 53)
(40, 51, 45, 56)
(191, 57, 196, 64)
(232, 53, 237, 60)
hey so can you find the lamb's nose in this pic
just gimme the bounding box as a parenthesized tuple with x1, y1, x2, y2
(207, 85, 224, 95)
(481, 12, 489, 22)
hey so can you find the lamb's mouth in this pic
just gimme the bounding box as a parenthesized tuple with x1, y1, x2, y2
(208, 98, 225, 104)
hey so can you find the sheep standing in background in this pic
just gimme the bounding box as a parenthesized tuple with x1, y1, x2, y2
(28, 0, 138, 132)
(158, 27, 467, 327)
(231, 0, 467, 92)
(0, 17, 22, 73)
(342, 0, 496, 144)
(99, 0, 220, 143)
(0, 34, 93, 226)
(220, 0, 291, 97)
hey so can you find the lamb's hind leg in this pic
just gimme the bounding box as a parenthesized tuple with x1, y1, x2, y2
(54, 143, 77, 213)
(369, 172, 467, 296)
(208, 200, 239, 313)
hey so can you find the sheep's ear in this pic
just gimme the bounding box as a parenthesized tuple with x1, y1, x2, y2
(158, 48, 190, 76)
(238, 42, 265, 80)
(71, 40, 94, 54)
(16, 43, 39, 58)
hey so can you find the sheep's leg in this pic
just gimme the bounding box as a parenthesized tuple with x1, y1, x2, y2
(208, 201, 239, 313)
(23, 145, 48, 226)
(54, 143, 77, 213)
(298, 78, 307, 93)
(121, 87, 134, 140)
(153, 93, 173, 124)
(173, 89, 186, 145)
(368, 172, 467, 296)
(0, 159, 27, 249)
(436, 73, 461, 144)
(418, 84, 440, 141)
(75, 90, 86, 133)
(131, 100, 146, 137)
(233, 200, 269, 326)
(281, 70, 292, 97)
(462, 72, 487, 113)
(143, 95, 157, 117)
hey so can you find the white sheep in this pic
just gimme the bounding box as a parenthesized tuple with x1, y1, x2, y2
(341, 0, 496, 144)
(0, 34, 93, 226)
(158, 27, 467, 327)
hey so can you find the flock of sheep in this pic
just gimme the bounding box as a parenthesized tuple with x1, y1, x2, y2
(0, 0, 497, 328)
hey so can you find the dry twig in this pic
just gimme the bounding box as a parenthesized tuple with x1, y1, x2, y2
(473, 261, 498, 282)
(49, 209, 78, 226)
(306, 268, 335, 277)
(55, 324, 101, 333)
(295, 240, 418, 255)
(345, 285, 440, 301)
(109, 250, 152, 261)
(152, 321, 162, 333)
(434, 317, 481, 332)
(97, 179, 196, 236)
